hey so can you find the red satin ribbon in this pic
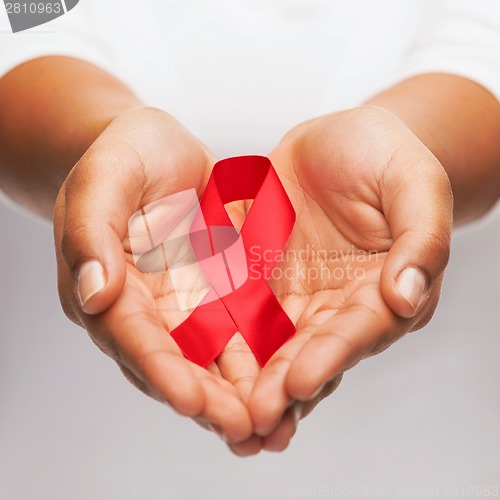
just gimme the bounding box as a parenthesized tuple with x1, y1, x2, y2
(170, 155, 296, 367)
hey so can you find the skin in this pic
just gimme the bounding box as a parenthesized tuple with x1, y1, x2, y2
(0, 56, 499, 455)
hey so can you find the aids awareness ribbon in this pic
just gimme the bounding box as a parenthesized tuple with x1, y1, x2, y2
(129, 155, 296, 367)
(172, 155, 296, 366)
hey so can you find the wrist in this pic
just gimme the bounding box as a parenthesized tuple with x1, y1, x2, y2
(365, 75, 500, 223)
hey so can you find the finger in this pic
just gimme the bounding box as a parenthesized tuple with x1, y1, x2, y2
(261, 405, 300, 452)
(190, 409, 256, 447)
(95, 295, 206, 417)
(93, 274, 252, 441)
(247, 328, 312, 436)
(104, 305, 253, 441)
(380, 145, 453, 318)
(214, 202, 261, 402)
(227, 435, 263, 457)
(191, 365, 254, 443)
(299, 374, 343, 419)
(285, 280, 406, 401)
(215, 332, 260, 402)
(119, 363, 154, 399)
(206, 360, 222, 377)
(247, 307, 334, 436)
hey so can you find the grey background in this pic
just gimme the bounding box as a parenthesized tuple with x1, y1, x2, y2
(0, 197, 499, 499)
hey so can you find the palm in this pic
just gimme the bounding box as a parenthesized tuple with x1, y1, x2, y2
(269, 142, 391, 331)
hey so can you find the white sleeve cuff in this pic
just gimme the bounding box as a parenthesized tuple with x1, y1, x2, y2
(385, 0, 500, 100)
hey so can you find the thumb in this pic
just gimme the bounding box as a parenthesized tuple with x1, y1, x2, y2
(54, 107, 213, 317)
(380, 147, 453, 319)
(56, 147, 140, 315)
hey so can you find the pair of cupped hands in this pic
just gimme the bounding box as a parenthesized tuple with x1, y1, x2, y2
(53, 105, 452, 456)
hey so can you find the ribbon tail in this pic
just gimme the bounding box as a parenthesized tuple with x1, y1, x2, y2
(170, 300, 238, 367)
(221, 278, 295, 366)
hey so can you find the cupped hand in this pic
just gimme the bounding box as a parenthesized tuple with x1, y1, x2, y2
(54, 105, 453, 456)
(54, 106, 255, 444)
(243, 105, 453, 451)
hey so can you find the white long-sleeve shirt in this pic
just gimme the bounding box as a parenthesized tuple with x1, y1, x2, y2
(1, 0, 499, 157)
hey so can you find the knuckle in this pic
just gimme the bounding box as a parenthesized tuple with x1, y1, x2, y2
(320, 374, 344, 399)
(58, 294, 82, 326)
(231, 374, 257, 387)
(90, 333, 121, 362)
(423, 229, 451, 268)
(56, 272, 82, 325)
(410, 290, 441, 332)
(266, 355, 293, 377)
(119, 364, 153, 399)
(221, 339, 251, 356)
(60, 223, 91, 270)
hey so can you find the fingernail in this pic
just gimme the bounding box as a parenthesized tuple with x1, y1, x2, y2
(293, 403, 302, 425)
(77, 260, 106, 310)
(396, 267, 427, 313)
(309, 383, 325, 400)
